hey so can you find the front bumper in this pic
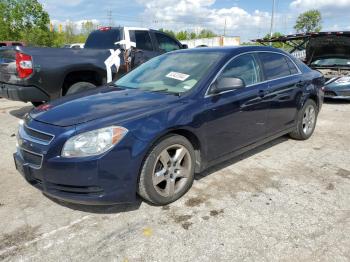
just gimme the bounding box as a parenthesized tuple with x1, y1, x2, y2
(0, 82, 49, 102)
(324, 84, 350, 100)
(13, 119, 143, 205)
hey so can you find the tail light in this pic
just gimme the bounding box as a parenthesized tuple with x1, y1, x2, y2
(99, 26, 111, 31)
(15, 52, 33, 79)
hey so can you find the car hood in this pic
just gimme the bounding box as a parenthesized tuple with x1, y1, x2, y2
(307, 35, 350, 63)
(30, 87, 178, 127)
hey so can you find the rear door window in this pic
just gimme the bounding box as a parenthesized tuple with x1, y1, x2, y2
(154, 33, 181, 52)
(286, 57, 299, 74)
(129, 30, 154, 51)
(85, 29, 121, 49)
(258, 52, 292, 80)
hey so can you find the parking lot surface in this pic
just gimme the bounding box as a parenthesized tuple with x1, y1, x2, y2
(0, 99, 349, 261)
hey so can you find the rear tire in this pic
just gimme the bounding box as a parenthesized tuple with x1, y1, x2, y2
(65, 82, 96, 95)
(289, 99, 318, 140)
(138, 135, 195, 205)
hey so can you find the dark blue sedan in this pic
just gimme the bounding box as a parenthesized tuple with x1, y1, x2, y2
(14, 46, 325, 205)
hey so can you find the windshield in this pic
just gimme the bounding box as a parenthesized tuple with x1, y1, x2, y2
(311, 58, 350, 67)
(85, 29, 121, 49)
(115, 52, 224, 94)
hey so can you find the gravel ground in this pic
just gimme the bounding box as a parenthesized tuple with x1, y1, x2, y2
(0, 99, 349, 262)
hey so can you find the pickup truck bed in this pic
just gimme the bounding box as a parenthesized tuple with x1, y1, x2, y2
(0, 27, 186, 105)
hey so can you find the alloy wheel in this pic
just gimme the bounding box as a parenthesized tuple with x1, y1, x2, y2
(302, 104, 316, 136)
(152, 144, 192, 198)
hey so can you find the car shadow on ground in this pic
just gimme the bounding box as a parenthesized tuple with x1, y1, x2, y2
(44, 194, 143, 214)
(196, 136, 289, 181)
(324, 98, 350, 104)
(9, 105, 33, 119)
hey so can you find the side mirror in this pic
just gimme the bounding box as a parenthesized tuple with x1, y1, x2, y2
(181, 44, 188, 49)
(210, 77, 245, 94)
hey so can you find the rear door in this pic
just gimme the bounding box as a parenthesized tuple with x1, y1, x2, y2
(257, 52, 303, 135)
(204, 53, 270, 160)
(129, 30, 160, 66)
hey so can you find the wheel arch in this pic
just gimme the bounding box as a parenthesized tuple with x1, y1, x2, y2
(61, 69, 105, 96)
(140, 128, 203, 175)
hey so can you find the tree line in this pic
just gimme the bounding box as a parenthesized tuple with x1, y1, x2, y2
(0, 0, 322, 47)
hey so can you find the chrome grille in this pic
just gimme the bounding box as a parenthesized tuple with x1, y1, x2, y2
(20, 148, 43, 168)
(19, 124, 54, 145)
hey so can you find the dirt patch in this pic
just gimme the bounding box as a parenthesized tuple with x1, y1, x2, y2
(173, 215, 192, 224)
(162, 206, 170, 211)
(336, 168, 350, 179)
(326, 183, 335, 190)
(0, 225, 40, 259)
(202, 216, 209, 221)
(185, 196, 207, 207)
(0, 203, 4, 207)
(210, 209, 224, 217)
(0, 225, 39, 250)
(182, 222, 193, 230)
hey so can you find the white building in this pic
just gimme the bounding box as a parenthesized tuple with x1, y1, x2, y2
(181, 36, 240, 48)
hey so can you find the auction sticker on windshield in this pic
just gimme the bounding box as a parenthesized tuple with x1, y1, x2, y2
(166, 72, 190, 81)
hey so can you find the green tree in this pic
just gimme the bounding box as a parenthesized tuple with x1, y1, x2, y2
(189, 32, 197, 39)
(176, 30, 189, 40)
(294, 9, 322, 33)
(198, 29, 216, 38)
(0, 0, 52, 46)
(81, 21, 97, 36)
(263, 32, 284, 48)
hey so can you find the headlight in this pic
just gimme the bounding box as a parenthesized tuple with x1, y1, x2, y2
(335, 77, 350, 84)
(62, 126, 128, 158)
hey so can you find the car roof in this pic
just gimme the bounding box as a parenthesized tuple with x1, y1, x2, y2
(173, 45, 288, 56)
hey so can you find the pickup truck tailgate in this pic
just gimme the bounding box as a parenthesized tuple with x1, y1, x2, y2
(0, 48, 18, 83)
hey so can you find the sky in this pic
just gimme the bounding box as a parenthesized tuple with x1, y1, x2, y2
(38, 0, 350, 42)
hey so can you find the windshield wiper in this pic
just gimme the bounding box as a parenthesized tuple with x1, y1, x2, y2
(140, 88, 181, 96)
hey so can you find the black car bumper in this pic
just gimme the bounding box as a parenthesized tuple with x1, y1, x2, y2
(0, 83, 49, 102)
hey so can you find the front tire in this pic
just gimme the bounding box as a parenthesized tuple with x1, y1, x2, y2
(138, 135, 195, 205)
(66, 82, 96, 95)
(289, 99, 318, 140)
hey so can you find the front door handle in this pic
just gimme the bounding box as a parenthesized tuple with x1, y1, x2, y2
(296, 81, 304, 88)
(258, 89, 268, 97)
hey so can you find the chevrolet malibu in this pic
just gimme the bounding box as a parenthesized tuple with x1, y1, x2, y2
(14, 46, 324, 205)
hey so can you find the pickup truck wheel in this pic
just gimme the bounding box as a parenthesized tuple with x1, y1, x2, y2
(138, 135, 195, 205)
(66, 82, 96, 95)
(289, 99, 318, 140)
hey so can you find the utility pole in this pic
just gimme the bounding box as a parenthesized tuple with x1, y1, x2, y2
(270, 0, 275, 39)
(223, 18, 227, 37)
(107, 9, 113, 26)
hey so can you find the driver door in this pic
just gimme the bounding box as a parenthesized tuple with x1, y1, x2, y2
(204, 53, 270, 161)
